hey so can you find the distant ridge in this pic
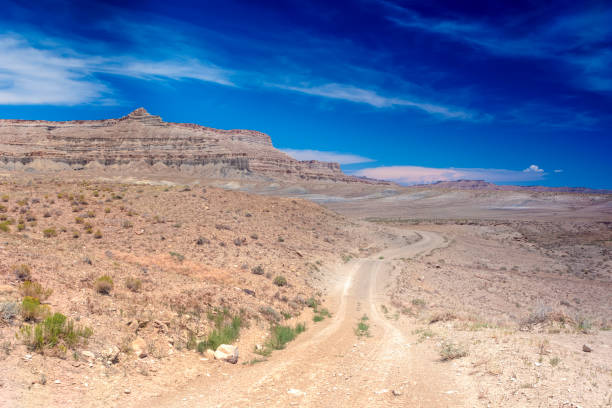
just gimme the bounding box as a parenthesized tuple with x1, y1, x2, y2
(0, 108, 389, 185)
(411, 179, 611, 194)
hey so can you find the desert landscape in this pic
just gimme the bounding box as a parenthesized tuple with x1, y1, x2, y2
(0, 110, 610, 407)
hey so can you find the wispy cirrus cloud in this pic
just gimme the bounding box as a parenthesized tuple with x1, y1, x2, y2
(384, 5, 612, 92)
(353, 165, 547, 185)
(0, 34, 233, 105)
(280, 148, 375, 165)
(271, 83, 479, 120)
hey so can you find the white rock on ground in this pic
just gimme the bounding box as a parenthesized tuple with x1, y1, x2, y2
(214, 344, 239, 364)
(205, 349, 216, 360)
(131, 338, 147, 358)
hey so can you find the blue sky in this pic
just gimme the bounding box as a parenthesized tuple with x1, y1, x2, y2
(1, 0, 610, 188)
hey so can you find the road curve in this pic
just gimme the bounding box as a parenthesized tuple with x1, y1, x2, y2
(136, 230, 461, 407)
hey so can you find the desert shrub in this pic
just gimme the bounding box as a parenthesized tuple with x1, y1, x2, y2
(94, 275, 113, 295)
(234, 237, 246, 246)
(251, 265, 264, 275)
(72, 230, 80, 238)
(439, 341, 467, 361)
(197, 315, 242, 352)
(92, 190, 99, 197)
(576, 316, 592, 333)
(250, 233, 258, 240)
(215, 223, 231, 230)
(19, 281, 53, 301)
(75, 216, 84, 224)
(43, 211, 51, 218)
(429, 311, 456, 324)
(306, 297, 317, 309)
(86, 211, 95, 218)
(169, 251, 185, 262)
(43, 228, 57, 238)
(0, 221, 9, 232)
(17, 222, 25, 231)
(411, 298, 426, 307)
(196, 237, 210, 245)
(1, 194, 8, 202)
(125, 277, 142, 292)
(258, 305, 281, 321)
(278, 236, 284, 242)
(313, 314, 324, 322)
(93, 229, 102, 239)
(355, 315, 370, 337)
(104, 207, 110, 213)
(0, 204, 6, 213)
(273, 276, 287, 287)
(265, 323, 306, 351)
(19, 312, 92, 352)
(21, 297, 49, 321)
(14, 264, 31, 281)
(122, 220, 133, 228)
(1, 301, 19, 323)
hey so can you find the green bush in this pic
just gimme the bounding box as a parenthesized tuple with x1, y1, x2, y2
(19, 312, 92, 352)
(273, 276, 287, 287)
(43, 228, 57, 238)
(313, 315, 324, 322)
(21, 296, 49, 321)
(306, 297, 317, 309)
(265, 323, 306, 351)
(0, 221, 10, 232)
(355, 314, 370, 337)
(94, 275, 113, 294)
(197, 315, 242, 352)
(19, 281, 53, 301)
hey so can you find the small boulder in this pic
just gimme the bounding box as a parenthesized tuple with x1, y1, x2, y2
(214, 344, 238, 364)
(81, 350, 95, 362)
(582, 344, 592, 352)
(205, 349, 215, 360)
(103, 346, 120, 363)
(131, 337, 147, 358)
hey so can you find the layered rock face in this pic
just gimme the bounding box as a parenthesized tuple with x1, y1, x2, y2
(0, 108, 379, 183)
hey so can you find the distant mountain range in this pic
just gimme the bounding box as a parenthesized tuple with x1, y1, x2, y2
(412, 179, 611, 194)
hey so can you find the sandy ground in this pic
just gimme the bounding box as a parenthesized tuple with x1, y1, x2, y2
(1, 173, 610, 407)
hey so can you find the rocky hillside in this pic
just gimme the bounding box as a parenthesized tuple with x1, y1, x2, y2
(0, 108, 384, 184)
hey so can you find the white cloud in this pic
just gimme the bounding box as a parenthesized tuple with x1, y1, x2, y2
(354, 165, 546, 185)
(271, 83, 477, 120)
(523, 164, 544, 173)
(279, 148, 374, 164)
(0, 34, 234, 105)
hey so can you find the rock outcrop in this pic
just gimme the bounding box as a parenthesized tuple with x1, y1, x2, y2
(0, 108, 385, 184)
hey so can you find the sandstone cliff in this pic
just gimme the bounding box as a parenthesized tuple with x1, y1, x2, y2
(0, 108, 383, 183)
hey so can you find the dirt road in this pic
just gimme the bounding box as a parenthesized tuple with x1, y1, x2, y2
(137, 230, 472, 407)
